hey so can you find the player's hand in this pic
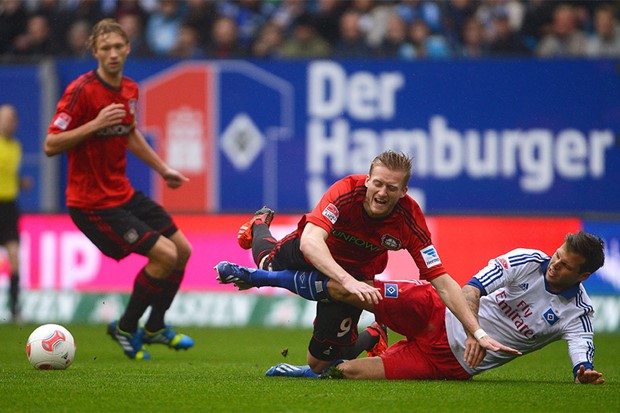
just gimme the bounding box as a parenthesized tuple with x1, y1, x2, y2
(341, 278, 382, 304)
(464, 334, 486, 369)
(162, 168, 189, 189)
(477, 335, 522, 356)
(575, 365, 605, 385)
(95, 103, 126, 129)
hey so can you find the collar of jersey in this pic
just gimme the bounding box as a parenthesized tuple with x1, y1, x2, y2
(94, 70, 122, 92)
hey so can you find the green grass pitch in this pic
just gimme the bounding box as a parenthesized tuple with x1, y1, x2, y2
(1, 324, 618, 413)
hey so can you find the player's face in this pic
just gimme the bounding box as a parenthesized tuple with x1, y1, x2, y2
(546, 242, 589, 292)
(93, 32, 130, 78)
(364, 165, 408, 219)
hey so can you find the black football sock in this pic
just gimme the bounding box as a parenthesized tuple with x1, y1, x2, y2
(9, 272, 19, 317)
(340, 330, 378, 359)
(145, 270, 184, 333)
(119, 267, 165, 333)
(251, 223, 277, 266)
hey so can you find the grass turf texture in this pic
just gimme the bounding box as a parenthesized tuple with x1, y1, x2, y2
(1, 324, 618, 413)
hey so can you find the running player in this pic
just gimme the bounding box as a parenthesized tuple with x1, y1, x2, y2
(44, 19, 193, 360)
(234, 150, 519, 374)
(217, 231, 605, 384)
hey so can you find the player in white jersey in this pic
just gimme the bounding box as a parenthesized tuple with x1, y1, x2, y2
(216, 231, 605, 384)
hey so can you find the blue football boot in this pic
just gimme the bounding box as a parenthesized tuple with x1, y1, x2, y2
(143, 326, 194, 350)
(107, 320, 151, 360)
(265, 363, 321, 378)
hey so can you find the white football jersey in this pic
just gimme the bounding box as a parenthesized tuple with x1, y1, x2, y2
(446, 248, 595, 376)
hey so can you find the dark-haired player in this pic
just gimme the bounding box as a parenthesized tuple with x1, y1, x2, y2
(218, 231, 605, 384)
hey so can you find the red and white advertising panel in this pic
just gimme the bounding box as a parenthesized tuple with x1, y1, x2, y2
(2, 215, 580, 292)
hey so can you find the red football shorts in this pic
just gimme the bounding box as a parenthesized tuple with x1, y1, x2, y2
(373, 279, 471, 380)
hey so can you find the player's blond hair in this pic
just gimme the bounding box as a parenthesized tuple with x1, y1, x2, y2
(369, 150, 413, 188)
(88, 18, 128, 51)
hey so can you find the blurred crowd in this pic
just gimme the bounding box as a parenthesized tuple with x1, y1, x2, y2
(1, 0, 620, 60)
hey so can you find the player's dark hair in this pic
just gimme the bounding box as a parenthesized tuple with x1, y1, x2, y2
(369, 150, 413, 188)
(88, 18, 128, 51)
(565, 231, 605, 274)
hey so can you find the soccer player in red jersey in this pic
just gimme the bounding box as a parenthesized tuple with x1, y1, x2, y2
(235, 150, 519, 374)
(44, 19, 193, 360)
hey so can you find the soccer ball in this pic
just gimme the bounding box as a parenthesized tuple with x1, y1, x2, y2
(26, 324, 76, 370)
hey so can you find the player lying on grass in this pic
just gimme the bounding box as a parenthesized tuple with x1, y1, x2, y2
(215, 230, 605, 383)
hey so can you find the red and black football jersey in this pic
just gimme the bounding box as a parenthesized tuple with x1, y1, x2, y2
(48, 70, 139, 208)
(299, 174, 447, 281)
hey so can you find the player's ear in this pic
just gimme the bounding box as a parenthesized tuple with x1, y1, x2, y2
(400, 185, 408, 198)
(579, 272, 592, 282)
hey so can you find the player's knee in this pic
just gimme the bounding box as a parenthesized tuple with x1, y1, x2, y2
(169, 232, 192, 267)
(175, 238, 192, 266)
(307, 355, 331, 374)
(308, 361, 329, 374)
(150, 238, 178, 274)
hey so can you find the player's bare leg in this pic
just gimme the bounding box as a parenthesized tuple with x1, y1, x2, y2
(336, 357, 387, 379)
(307, 352, 333, 375)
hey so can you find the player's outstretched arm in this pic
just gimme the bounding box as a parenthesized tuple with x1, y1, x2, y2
(575, 365, 605, 385)
(300, 223, 382, 304)
(462, 284, 485, 368)
(431, 274, 521, 365)
(127, 128, 188, 189)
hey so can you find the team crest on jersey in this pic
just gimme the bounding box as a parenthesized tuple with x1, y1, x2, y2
(124, 228, 139, 244)
(381, 234, 402, 250)
(542, 308, 559, 326)
(322, 203, 339, 224)
(421, 245, 442, 268)
(128, 98, 137, 114)
(498, 258, 510, 269)
(53, 112, 72, 130)
(384, 283, 399, 298)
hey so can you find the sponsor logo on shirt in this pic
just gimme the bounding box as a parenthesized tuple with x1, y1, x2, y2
(384, 283, 398, 298)
(498, 257, 510, 269)
(381, 234, 402, 251)
(542, 308, 559, 326)
(95, 123, 132, 137)
(322, 203, 339, 224)
(494, 290, 536, 338)
(53, 112, 72, 130)
(331, 230, 380, 251)
(519, 283, 529, 291)
(421, 245, 441, 268)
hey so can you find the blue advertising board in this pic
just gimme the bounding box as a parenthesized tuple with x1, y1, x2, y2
(4, 58, 620, 215)
(256, 59, 620, 215)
